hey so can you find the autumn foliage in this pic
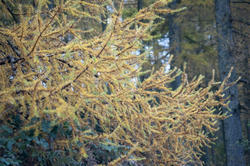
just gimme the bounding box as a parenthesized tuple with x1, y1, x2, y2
(0, 0, 233, 165)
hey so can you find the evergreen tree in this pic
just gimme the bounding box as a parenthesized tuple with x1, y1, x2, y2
(215, 0, 246, 165)
(0, 0, 243, 165)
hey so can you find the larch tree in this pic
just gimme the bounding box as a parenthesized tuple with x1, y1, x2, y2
(0, 0, 239, 165)
(215, 0, 246, 165)
(167, 1, 223, 164)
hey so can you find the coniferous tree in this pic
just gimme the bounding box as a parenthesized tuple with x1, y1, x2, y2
(0, 0, 240, 165)
(215, 0, 246, 165)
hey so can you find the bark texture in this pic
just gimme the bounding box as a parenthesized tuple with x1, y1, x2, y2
(215, 0, 245, 165)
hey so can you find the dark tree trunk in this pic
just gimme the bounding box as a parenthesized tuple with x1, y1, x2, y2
(215, 0, 245, 165)
(137, 0, 143, 11)
(168, 0, 181, 90)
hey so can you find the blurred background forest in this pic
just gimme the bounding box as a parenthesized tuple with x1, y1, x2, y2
(124, 0, 250, 165)
(0, 0, 249, 165)
(128, 0, 250, 164)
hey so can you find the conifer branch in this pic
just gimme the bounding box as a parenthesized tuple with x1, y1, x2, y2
(1, 0, 18, 23)
(0, 1, 234, 165)
(27, 7, 61, 57)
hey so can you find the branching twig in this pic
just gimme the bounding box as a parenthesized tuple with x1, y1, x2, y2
(7, 40, 21, 57)
(27, 7, 61, 57)
(55, 58, 78, 69)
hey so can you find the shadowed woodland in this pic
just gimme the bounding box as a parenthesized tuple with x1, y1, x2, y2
(0, 0, 249, 165)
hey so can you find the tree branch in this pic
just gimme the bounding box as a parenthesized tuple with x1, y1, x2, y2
(7, 40, 21, 57)
(55, 58, 78, 69)
(27, 7, 60, 57)
(1, 0, 19, 23)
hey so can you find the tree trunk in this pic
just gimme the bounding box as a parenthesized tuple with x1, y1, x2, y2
(215, 0, 245, 165)
(168, 0, 181, 90)
(137, 0, 143, 11)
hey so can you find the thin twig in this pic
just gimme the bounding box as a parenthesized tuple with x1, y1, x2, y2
(27, 7, 61, 57)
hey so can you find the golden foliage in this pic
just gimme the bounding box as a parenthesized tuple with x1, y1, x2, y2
(0, 0, 232, 165)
